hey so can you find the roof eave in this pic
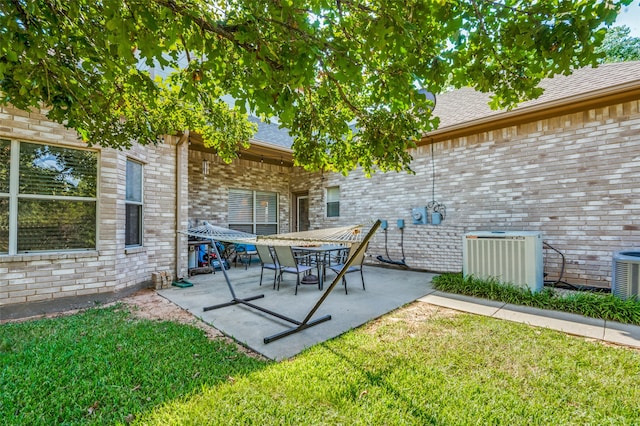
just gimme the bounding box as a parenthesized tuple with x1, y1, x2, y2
(187, 133, 295, 167)
(239, 138, 294, 166)
(247, 138, 294, 154)
(419, 81, 640, 145)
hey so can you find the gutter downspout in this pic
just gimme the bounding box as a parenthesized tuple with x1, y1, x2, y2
(175, 130, 190, 280)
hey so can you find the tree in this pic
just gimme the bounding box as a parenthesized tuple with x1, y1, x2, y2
(0, 0, 631, 175)
(597, 25, 640, 63)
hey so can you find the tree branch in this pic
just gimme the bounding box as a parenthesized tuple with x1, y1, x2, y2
(153, 0, 284, 71)
(9, 0, 32, 29)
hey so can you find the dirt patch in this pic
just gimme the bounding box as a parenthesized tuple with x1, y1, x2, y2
(1, 288, 266, 360)
(363, 302, 462, 338)
(119, 288, 267, 360)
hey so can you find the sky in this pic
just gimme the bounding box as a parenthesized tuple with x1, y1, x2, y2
(615, 0, 640, 36)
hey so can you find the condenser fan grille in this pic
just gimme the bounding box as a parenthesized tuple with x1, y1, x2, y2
(612, 251, 640, 300)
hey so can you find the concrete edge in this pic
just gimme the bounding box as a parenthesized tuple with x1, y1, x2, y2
(0, 281, 151, 322)
(603, 320, 640, 348)
(418, 291, 506, 317)
(417, 291, 614, 344)
(494, 303, 606, 340)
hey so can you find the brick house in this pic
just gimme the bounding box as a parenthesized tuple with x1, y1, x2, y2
(191, 61, 640, 289)
(1, 61, 639, 317)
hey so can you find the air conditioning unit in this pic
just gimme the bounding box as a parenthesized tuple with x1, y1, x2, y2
(463, 231, 543, 292)
(612, 251, 640, 300)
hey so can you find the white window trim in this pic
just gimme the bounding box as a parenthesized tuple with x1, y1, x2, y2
(125, 159, 144, 248)
(2, 139, 98, 255)
(296, 195, 309, 232)
(326, 186, 340, 218)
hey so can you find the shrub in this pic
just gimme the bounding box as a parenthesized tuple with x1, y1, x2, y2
(432, 272, 640, 325)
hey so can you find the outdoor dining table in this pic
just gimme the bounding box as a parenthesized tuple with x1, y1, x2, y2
(292, 244, 347, 290)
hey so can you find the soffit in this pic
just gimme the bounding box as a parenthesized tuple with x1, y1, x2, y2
(188, 132, 294, 167)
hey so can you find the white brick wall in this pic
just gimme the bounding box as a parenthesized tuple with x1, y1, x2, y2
(3, 95, 638, 310)
(0, 105, 184, 308)
(188, 150, 292, 232)
(306, 101, 640, 287)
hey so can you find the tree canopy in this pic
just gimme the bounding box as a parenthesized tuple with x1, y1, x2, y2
(597, 25, 640, 63)
(0, 0, 631, 174)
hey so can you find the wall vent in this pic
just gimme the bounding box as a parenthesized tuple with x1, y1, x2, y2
(612, 251, 640, 300)
(463, 231, 543, 292)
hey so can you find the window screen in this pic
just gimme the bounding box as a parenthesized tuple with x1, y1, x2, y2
(13, 142, 97, 253)
(0, 198, 8, 254)
(0, 140, 8, 254)
(18, 199, 96, 251)
(125, 160, 143, 247)
(19, 143, 97, 197)
(326, 186, 340, 218)
(0, 139, 10, 194)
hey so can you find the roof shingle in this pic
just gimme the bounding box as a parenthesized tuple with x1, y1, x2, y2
(435, 61, 640, 129)
(249, 61, 640, 148)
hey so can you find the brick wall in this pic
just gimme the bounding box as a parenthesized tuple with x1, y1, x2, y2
(306, 101, 640, 287)
(188, 150, 292, 232)
(0, 105, 183, 309)
(6, 94, 633, 308)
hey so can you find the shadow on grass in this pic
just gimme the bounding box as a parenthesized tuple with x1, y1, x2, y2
(319, 343, 440, 425)
(0, 305, 270, 425)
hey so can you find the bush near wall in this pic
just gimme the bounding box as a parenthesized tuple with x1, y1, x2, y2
(432, 273, 640, 325)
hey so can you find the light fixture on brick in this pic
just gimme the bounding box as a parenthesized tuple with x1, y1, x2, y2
(202, 159, 209, 175)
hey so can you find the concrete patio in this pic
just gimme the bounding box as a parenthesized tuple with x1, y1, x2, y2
(158, 264, 436, 360)
(159, 262, 640, 361)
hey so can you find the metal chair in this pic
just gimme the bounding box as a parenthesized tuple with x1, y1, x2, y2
(234, 244, 258, 269)
(328, 242, 368, 294)
(255, 245, 281, 289)
(272, 245, 315, 295)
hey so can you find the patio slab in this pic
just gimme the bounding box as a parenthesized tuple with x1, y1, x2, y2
(160, 268, 640, 360)
(159, 265, 436, 360)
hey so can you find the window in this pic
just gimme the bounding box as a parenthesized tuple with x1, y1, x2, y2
(228, 189, 278, 235)
(0, 140, 10, 253)
(125, 159, 143, 247)
(326, 186, 340, 218)
(0, 139, 98, 254)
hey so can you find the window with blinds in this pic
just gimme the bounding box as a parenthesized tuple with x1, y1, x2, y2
(1, 139, 98, 254)
(228, 189, 278, 235)
(326, 186, 340, 218)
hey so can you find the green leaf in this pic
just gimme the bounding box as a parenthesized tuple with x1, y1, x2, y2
(0, 0, 629, 175)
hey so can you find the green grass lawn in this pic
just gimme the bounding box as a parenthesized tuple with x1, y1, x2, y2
(2, 302, 640, 425)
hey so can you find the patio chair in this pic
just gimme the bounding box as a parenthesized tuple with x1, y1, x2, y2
(234, 244, 258, 269)
(328, 242, 368, 294)
(255, 245, 281, 289)
(272, 245, 315, 295)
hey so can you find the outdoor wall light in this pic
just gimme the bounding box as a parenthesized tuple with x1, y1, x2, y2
(202, 159, 209, 175)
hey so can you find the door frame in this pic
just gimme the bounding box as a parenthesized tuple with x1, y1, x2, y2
(293, 192, 309, 232)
